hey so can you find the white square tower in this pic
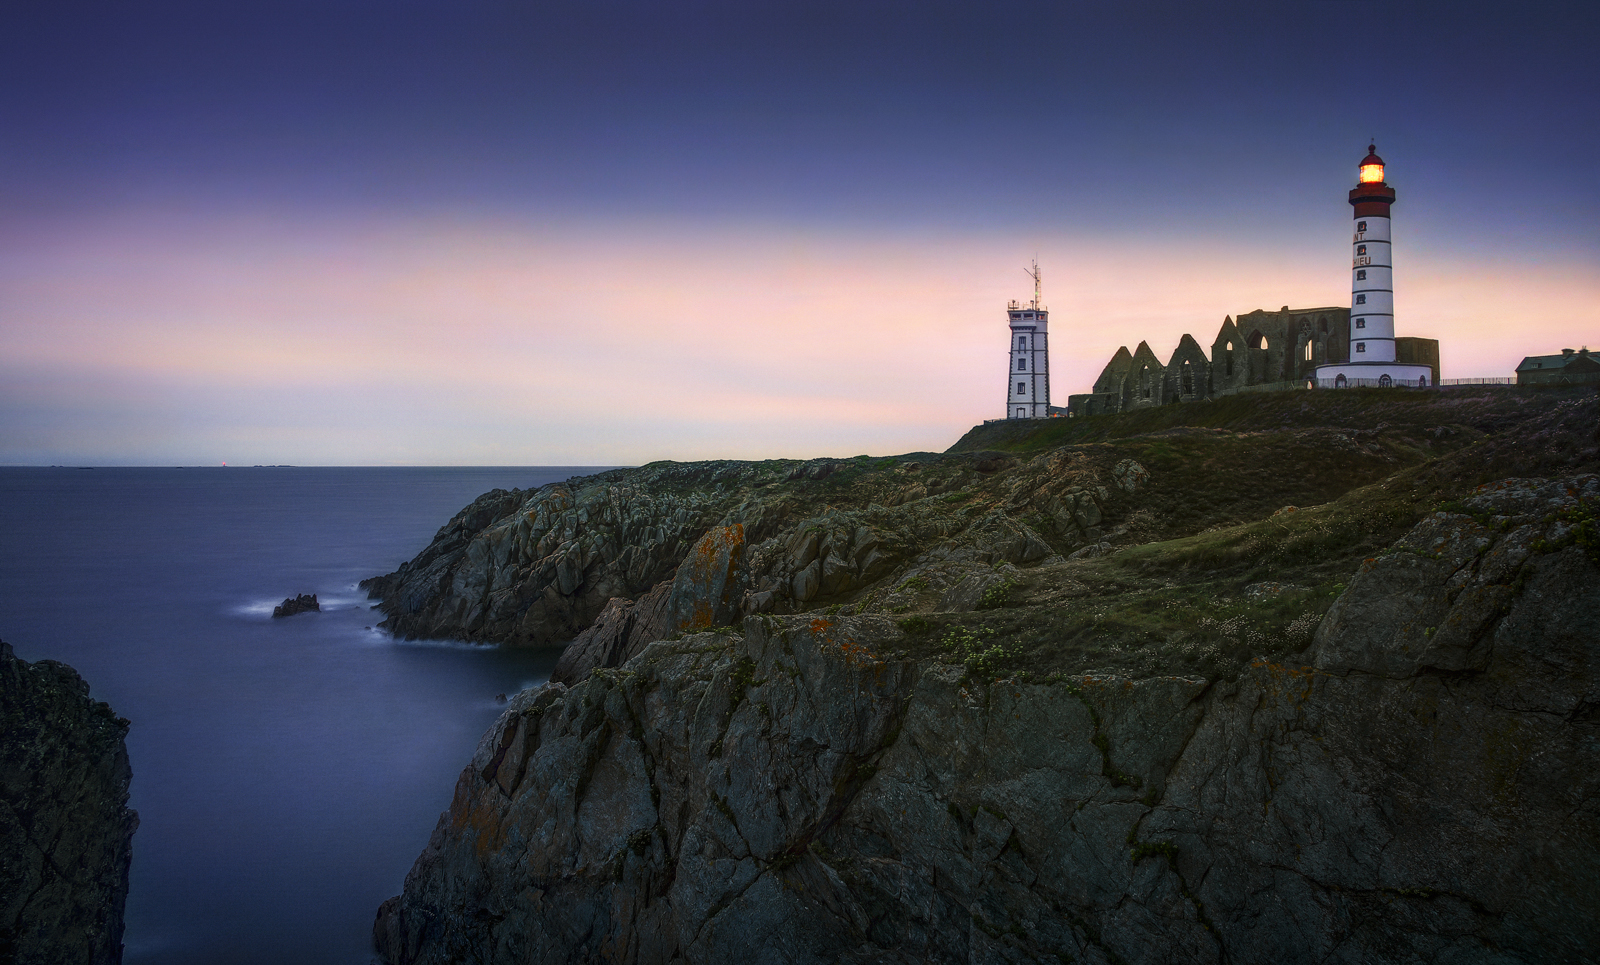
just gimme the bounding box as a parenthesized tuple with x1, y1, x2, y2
(1006, 262, 1050, 419)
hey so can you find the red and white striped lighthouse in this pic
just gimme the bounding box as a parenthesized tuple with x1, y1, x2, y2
(1315, 145, 1433, 388)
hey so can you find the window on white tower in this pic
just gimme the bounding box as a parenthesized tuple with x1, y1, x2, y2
(1017, 382, 1026, 394)
(1356, 294, 1367, 304)
(1357, 245, 1367, 255)
(1018, 359, 1026, 370)
(1357, 221, 1367, 231)
(1356, 342, 1366, 353)
(1018, 337, 1026, 349)
(1356, 270, 1367, 280)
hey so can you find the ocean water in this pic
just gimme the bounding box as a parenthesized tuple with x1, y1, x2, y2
(0, 466, 613, 964)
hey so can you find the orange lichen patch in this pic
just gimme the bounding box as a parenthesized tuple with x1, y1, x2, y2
(809, 617, 835, 637)
(679, 525, 747, 630)
(1250, 658, 1319, 705)
(449, 790, 511, 861)
(684, 601, 716, 631)
(832, 637, 883, 670)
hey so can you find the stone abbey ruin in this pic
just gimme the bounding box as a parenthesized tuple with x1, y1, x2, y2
(1067, 306, 1441, 417)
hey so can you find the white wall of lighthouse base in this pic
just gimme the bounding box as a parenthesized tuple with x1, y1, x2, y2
(1313, 361, 1434, 387)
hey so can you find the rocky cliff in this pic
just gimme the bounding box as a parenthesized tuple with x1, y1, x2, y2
(370, 386, 1600, 964)
(363, 388, 1598, 662)
(374, 473, 1598, 964)
(1, 640, 137, 965)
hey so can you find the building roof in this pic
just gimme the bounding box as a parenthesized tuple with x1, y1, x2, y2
(1517, 348, 1598, 372)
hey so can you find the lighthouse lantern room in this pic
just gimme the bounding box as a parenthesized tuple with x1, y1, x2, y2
(1315, 145, 1433, 388)
(1006, 261, 1050, 419)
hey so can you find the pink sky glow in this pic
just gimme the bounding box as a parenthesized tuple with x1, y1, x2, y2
(2, 209, 1595, 465)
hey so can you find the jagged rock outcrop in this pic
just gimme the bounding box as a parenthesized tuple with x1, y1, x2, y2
(272, 593, 320, 617)
(551, 525, 749, 685)
(1, 640, 138, 964)
(374, 475, 1600, 965)
(362, 456, 1102, 647)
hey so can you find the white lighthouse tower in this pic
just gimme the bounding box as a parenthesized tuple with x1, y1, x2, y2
(1316, 145, 1432, 388)
(1006, 262, 1050, 419)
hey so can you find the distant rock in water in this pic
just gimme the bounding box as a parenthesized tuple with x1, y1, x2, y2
(1, 639, 137, 964)
(272, 593, 320, 618)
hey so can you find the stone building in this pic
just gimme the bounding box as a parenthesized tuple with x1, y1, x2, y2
(1517, 347, 1600, 386)
(1071, 305, 1369, 416)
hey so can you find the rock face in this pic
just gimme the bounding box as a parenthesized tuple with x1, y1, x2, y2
(374, 475, 1600, 965)
(361, 387, 1593, 653)
(1, 640, 137, 964)
(272, 593, 320, 617)
(360, 458, 1085, 647)
(550, 525, 749, 685)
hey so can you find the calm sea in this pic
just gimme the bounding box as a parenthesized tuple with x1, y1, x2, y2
(0, 466, 613, 964)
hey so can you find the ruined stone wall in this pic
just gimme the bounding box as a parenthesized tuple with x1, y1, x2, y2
(1070, 307, 1351, 416)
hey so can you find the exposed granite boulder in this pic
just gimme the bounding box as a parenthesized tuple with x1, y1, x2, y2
(1312, 474, 1600, 678)
(373, 474, 1600, 965)
(1, 640, 137, 964)
(550, 525, 749, 685)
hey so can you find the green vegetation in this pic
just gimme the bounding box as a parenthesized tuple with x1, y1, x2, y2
(948, 383, 1591, 454)
(655, 386, 1600, 686)
(896, 615, 932, 636)
(974, 578, 1016, 611)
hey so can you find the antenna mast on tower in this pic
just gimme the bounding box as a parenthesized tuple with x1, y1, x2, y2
(1025, 260, 1041, 310)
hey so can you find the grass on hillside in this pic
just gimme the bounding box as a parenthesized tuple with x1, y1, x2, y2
(948, 384, 1592, 453)
(872, 462, 1472, 682)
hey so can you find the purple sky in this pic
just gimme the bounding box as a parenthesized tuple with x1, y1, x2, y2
(3, 1, 1597, 464)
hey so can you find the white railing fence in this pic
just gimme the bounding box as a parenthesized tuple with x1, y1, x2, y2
(1314, 377, 1431, 389)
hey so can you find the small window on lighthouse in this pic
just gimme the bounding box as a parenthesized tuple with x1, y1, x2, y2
(1356, 294, 1367, 304)
(1017, 382, 1026, 394)
(1356, 342, 1366, 353)
(1357, 221, 1367, 231)
(1018, 337, 1027, 349)
(1355, 318, 1365, 329)
(1357, 245, 1367, 256)
(1356, 270, 1367, 280)
(1018, 359, 1026, 370)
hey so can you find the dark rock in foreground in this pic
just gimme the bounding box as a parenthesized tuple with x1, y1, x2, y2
(1, 639, 137, 965)
(272, 593, 320, 618)
(374, 475, 1600, 964)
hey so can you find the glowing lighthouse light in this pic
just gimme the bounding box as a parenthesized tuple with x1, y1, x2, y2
(1315, 144, 1433, 389)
